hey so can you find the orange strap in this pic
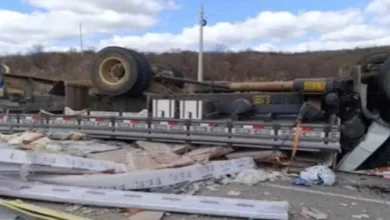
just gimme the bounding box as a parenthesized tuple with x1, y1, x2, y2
(290, 121, 301, 161)
(274, 121, 302, 167)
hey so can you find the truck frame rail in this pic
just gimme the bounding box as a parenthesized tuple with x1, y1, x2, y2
(0, 113, 341, 152)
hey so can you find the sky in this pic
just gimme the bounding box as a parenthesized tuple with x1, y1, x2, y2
(1, 0, 390, 54)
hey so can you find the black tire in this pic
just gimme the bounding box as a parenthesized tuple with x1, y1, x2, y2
(123, 49, 152, 97)
(376, 56, 390, 103)
(91, 47, 139, 96)
(152, 63, 185, 88)
(357, 52, 390, 72)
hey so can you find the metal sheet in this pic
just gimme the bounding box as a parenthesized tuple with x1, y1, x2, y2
(22, 157, 255, 190)
(0, 149, 127, 173)
(0, 178, 288, 220)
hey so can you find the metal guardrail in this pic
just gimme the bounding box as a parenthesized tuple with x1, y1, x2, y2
(0, 114, 341, 152)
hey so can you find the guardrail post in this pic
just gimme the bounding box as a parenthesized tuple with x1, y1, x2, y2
(227, 119, 232, 147)
(185, 112, 192, 144)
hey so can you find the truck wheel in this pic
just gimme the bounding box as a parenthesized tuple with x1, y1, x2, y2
(357, 52, 389, 72)
(91, 46, 139, 96)
(124, 49, 152, 96)
(152, 63, 185, 88)
(376, 56, 390, 103)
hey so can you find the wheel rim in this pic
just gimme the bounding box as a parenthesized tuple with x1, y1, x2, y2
(98, 57, 128, 86)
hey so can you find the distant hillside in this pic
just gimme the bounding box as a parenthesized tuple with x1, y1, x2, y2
(2, 46, 390, 82)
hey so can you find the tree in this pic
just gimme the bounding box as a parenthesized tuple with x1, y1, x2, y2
(28, 44, 44, 54)
(214, 44, 229, 52)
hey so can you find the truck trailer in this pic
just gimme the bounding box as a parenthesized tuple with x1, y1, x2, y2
(1, 47, 390, 171)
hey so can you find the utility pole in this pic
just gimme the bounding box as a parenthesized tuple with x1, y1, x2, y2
(197, 4, 205, 82)
(79, 23, 84, 56)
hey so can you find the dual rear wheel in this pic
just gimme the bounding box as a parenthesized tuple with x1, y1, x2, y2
(91, 47, 185, 96)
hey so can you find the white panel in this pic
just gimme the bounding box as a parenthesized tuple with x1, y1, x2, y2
(25, 157, 255, 190)
(0, 149, 127, 173)
(179, 100, 203, 119)
(152, 99, 175, 118)
(0, 178, 288, 220)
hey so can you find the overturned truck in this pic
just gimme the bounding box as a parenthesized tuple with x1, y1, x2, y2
(1, 47, 390, 170)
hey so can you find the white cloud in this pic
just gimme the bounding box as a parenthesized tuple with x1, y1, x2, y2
(0, 0, 177, 54)
(365, 0, 390, 14)
(2, 0, 390, 54)
(99, 9, 365, 52)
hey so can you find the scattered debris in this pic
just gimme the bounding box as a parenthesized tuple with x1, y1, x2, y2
(343, 185, 357, 191)
(129, 211, 164, 220)
(127, 142, 234, 170)
(353, 184, 390, 195)
(7, 131, 44, 145)
(23, 137, 63, 152)
(220, 175, 234, 185)
(125, 148, 193, 171)
(186, 182, 202, 195)
(0, 129, 387, 220)
(234, 169, 270, 185)
(66, 204, 82, 212)
(301, 206, 328, 219)
(205, 184, 220, 191)
(125, 207, 142, 215)
(183, 146, 234, 163)
(227, 190, 241, 196)
(352, 214, 370, 219)
(89, 148, 133, 164)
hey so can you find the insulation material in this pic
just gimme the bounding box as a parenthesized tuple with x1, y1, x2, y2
(88, 148, 132, 164)
(23, 137, 63, 152)
(8, 131, 45, 145)
(133, 142, 233, 169)
(0, 178, 289, 220)
(134, 141, 190, 168)
(125, 149, 193, 171)
(183, 146, 234, 163)
(234, 169, 271, 185)
(0, 133, 22, 142)
(24, 157, 256, 190)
